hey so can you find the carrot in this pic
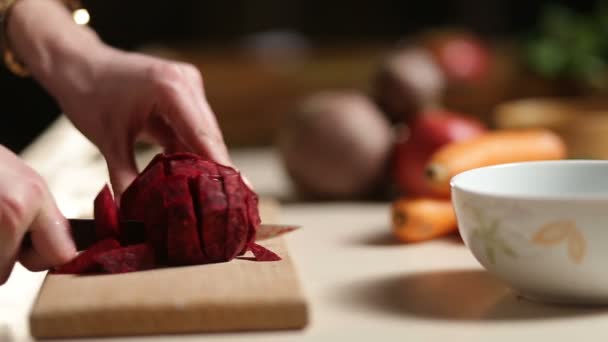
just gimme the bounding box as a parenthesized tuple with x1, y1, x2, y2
(392, 198, 457, 242)
(425, 129, 567, 197)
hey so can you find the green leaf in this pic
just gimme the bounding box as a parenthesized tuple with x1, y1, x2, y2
(525, 38, 568, 77)
(521, 1, 608, 88)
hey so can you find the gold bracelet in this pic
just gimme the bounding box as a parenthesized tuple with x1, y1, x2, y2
(0, 0, 87, 77)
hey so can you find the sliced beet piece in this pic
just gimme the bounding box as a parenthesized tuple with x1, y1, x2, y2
(54, 238, 121, 274)
(221, 171, 249, 260)
(196, 174, 228, 262)
(143, 182, 168, 262)
(94, 185, 120, 240)
(224, 207, 248, 260)
(170, 159, 213, 178)
(164, 176, 207, 265)
(120, 161, 166, 221)
(241, 187, 261, 255)
(187, 177, 207, 260)
(249, 243, 281, 262)
(94, 244, 155, 274)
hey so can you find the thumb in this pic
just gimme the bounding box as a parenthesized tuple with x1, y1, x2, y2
(18, 195, 77, 271)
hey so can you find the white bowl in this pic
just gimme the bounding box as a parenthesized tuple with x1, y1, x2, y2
(451, 160, 608, 304)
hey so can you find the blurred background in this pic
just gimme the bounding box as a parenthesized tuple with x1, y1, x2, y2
(0, 0, 603, 152)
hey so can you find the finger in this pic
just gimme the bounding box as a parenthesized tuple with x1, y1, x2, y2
(144, 114, 192, 153)
(18, 197, 76, 271)
(181, 67, 255, 189)
(0, 262, 15, 285)
(0, 184, 39, 284)
(103, 144, 139, 202)
(18, 247, 48, 272)
(183, 67, 232, 165)
(157, 70, 232, 166)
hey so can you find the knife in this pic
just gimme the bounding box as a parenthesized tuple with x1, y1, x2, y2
(22, 219, 299, 251)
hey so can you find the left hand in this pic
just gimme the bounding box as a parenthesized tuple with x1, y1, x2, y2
(7, 0, 232, 198)
(49, 47, 231, 198)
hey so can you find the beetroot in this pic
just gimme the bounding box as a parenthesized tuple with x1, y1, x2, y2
(196, 174, 228, 262)
(55, 152, 277, 275)
(249, 243, 282, 262)
(120, 161, 166, 221)
(164, 175, 207, 265)
(143, 182, 168, 262)
(54, 239, 121, 274)
(94, 185, 120, 240)
(94, 244, 155, 273)
(222, 171, 249, 260)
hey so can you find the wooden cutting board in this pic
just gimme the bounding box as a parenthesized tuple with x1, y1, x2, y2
(29, 199, 308, 339)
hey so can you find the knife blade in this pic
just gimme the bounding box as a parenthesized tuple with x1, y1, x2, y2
(22, 219, 299, 251)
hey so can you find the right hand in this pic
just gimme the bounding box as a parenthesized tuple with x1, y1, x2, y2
(0, 146, 76, 285)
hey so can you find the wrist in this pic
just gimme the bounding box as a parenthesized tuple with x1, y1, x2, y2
(7, 0, 102, 86)
(41, 43, 115, 108)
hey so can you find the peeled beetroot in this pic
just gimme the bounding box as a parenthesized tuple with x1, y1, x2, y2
(123, 152, 261, 265)
(164, 175, 207, 265)
(55, 152, 274, 275)
(94, 244, 155, 274)
(94, 185, 120, 240)
(54, 239, 121, 274)
(249, 243, 282, 262)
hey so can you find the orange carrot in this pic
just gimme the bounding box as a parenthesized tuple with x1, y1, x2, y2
(392, 198, 457, 243)
(425, 129, 567, 197)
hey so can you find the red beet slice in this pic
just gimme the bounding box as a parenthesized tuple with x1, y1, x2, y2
(241, 186, 260, 255)
(196, 174, 228, 262)
(249, 243, 281, 261)
(170, 159, 220, 179)
(94, 185, 120, 240)
(143, 182, 168, 262)
(221, 171, 249, 260)
(54, 239, 121, 274)
(94, 244, 155, 274)
(165, 176, 207, 265)
(121, 161, 166, 221)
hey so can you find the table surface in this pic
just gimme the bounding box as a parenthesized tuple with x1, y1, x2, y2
(2, 117, 608, 342)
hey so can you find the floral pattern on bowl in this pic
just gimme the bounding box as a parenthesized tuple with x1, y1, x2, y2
(531, 220, 586, 264)
(463, 202, 588, 266)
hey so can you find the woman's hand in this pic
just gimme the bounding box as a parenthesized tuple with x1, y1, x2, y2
(7, 0, 231, 198)
(51, 48, 231, 198)
(0, 146, 76, 285)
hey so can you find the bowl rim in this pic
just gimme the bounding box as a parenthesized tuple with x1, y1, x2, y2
(450, 160, 608, 202)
